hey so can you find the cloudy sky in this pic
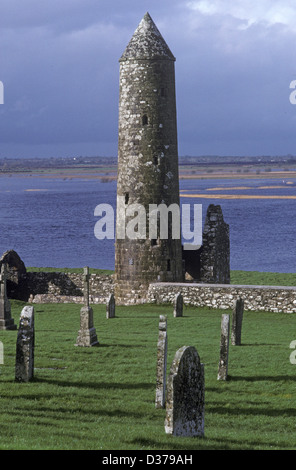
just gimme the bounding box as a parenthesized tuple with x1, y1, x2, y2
(1, 0, 296, 159)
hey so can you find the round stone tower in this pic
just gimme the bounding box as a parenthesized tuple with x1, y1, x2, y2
(115, 12, 183, 304)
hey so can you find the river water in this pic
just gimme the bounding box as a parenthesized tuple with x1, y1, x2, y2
(0, 175, 295, 273)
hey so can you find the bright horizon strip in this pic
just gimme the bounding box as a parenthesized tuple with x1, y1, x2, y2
(204, 185, 295, 191)
(180, 194, 296, 199)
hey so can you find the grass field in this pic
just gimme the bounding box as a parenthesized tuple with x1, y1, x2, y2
(230, 270, 296, 286)
(0, 299, 296, 450)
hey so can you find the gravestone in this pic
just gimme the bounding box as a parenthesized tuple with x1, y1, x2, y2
(75, 267, 99, 347)
(165, 346, 205, 437)
(173, 292, 183, 318)
(0, 341, 3, 365)
(217, 314, 230, 381)
(0, 249, 28, 301)
(0, 263, 17, 330)
(106, 293, 115, 318)
(15, 306, 35, 382)
(155, 315, 168, 409)
(75, 306, 99, 347)
(231, 297, 244, 346)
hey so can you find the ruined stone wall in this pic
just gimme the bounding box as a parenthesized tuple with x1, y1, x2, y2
(24, 272, 114, 304)
(147, 282, 296, 313)
(8, 272, 296, 313)
(200, 204, 230, 284)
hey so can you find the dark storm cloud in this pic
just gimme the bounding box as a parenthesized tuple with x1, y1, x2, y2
(1, 0, 296, 157)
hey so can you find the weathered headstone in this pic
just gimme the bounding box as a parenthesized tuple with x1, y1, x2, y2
(231, 297, 244, 346)
(15, 306, 35, 382)
(75, 267, 99, 347)
(0, 249, 28, 301)
(0, 341, 3, 365)
(0, 263, 17, 330)
(75, 306, 99, 347)
(173, 292, 183, 317)
(155, 315, 168, 409)
(217, 313, 230, 381)
(106, 293, 115, 319)
(165, 346, 205, 437)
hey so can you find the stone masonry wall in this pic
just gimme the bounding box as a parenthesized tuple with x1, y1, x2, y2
(200, 204, 230, 284)
(115, 13, 183, 305)
(24, 272, 114, 304)
(10, 272, 296, 313)
(147, 282, 296, 313)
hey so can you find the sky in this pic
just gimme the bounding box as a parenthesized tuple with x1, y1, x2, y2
(1, 0, 296, 159)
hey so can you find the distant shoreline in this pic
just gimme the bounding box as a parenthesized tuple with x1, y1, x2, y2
(1, 169, 296, 180)
(0, 154, 296, 181)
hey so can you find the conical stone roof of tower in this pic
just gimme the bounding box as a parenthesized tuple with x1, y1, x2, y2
(120, 12, 175, 61)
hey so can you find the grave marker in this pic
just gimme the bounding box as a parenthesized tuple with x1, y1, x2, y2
(0, 263, 16, 330)
(155, 315, 167, 409)
(217, 313, 230, 380)
(15, 306, 35, 382)
(165, 345, 205, 437)
(75, 306, 99, 347)
(106, 293, 115, 319)
(0, 341, 3, 365)
(75, 267, 99, 347)
(231, 297, 244, 346)
(173, 292, 183, 317)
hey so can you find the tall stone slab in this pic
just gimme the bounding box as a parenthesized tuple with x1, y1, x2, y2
(155, 315, 168, 409)
(15, 306, 35, 382)
(200, 204, 230, 284)
(115, 12, 183, 304)
(0, 341, 3, 365)
(165, 346, 205, 437)
(0, 263, 16, 330)
(106, 293, 115, 318)
(173, 292, 183, 317)
(217, 314, 230, 381)
(75, 266, 99, 347)
(231, 297, 244, 346)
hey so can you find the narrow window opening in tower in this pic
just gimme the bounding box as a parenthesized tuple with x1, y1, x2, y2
(142, 115, 148, 126)
(160, 88, 166, 97)
(153, 156, 159, 166)
(125, 193, 129, 205)
(167, 259, 171, 272)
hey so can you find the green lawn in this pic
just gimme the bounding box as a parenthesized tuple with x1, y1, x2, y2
(0, 300, 296, 450)
(231, 270, 296, 286)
